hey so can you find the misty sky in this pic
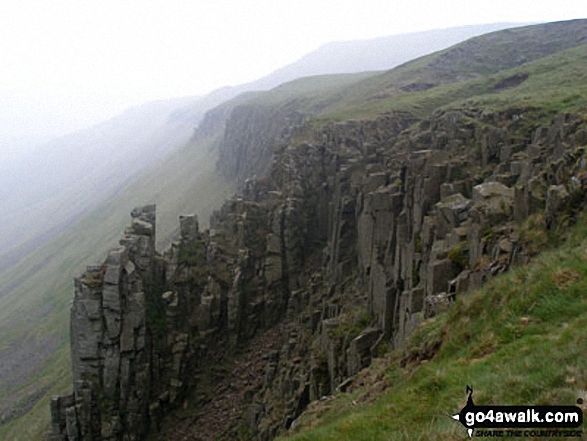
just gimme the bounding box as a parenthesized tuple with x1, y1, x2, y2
(0, 0, 585, 146)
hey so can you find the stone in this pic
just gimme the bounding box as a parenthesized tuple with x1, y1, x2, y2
(264, 255, 283, 285)
(103, 346, 121, 398)
(346, 328, 382, 376)
(179, 214, 199, 239)
(481, 127, 506, 165)
(435, 193, 471, 237)
(448, 270, 470, 295)
(364, 172, 387, 193)
(266, 233, 281, 254)
(410, 287, 425, 313)
(425, 292, 452, 317)
(472, 181, 514, 202)
(104, 309, 121, 340)
(131, 218, 154, 236)
(65, 406, 79, 439)
(546, 184, 570, 227)
(472, 181, 514, 224)
(106, 247, 126, 265)
(103, 284, 120, 311)
(440, 182, 457, 199)
(514, 185, 529, 223)
(125, 260, 136, 276)
(498, 238, 513, 253)
(427, 258, 459, 297)
(103, 264, 121, 285)
(77, 299, 101, 321)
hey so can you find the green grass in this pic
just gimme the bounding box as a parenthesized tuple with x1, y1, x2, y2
(200, 20, 587, 131)
(228, 20, 587, 125)
(281, 216, 587, 441)
(315, 20, 587, 120)
(317, 42, 587, 122)
(0, 343, 71, 441)
(244, 72, 379, 112)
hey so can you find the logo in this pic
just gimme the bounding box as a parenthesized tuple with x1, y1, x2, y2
(451, 386, 583, 438)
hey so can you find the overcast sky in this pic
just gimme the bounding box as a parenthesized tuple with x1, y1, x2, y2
(0, 0, 585, 145)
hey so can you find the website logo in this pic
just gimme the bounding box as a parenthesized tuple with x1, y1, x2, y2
(451, 386, 583, 438)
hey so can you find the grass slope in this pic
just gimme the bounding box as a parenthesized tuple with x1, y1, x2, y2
(244, 72, 379, 112)
(316, 19, 587, 120)
(229, 19, 587, 124)
(282, 215, 587, 441)
(318, 42, 587, 122)
(0, 136, 233, 440)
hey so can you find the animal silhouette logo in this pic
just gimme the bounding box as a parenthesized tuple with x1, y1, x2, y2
(451, 386, 583, 438)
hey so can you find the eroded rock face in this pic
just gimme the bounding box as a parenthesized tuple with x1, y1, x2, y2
(234, 110, 587, 438)
(51, 108, 587, 440)
(50, 206, 208, 440)
(50, 205, 159, 440)
(216, 105, 308, 185)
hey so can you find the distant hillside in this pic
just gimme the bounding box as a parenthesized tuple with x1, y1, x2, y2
(0, 97, 200, 269)
(208, 19, 587, 187)
(248, 23, 526, 89)
(191, 22, 525, 137)
(228, 19, 587, 123)
(316, 18, 587, 120)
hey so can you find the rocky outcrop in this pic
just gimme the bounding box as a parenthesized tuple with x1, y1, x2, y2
(216, 104, 308, 184)
(51, 105, 587, 440)
(230, 109, 587, 438)
(49, 208, 223, 440)
(50, 205, 159, 440)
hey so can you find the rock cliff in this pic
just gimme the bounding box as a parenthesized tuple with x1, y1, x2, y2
(49, 97, 587, 440)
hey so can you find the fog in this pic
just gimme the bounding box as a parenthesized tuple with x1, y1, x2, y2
(0, 0, 584, 261)
(1, 0, 584, 144)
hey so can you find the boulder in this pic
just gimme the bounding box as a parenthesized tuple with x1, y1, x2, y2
(346, 328, 382, 376)
(435, 193, 472, 237)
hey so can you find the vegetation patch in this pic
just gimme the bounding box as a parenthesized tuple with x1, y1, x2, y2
(447, 242, 469, 272)
(331, 309, 373, 341)
(178, 239, 207, 267)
